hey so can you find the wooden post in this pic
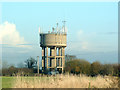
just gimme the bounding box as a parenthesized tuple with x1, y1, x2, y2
(37, 56, 39, 74)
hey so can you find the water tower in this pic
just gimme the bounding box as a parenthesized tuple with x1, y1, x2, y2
(39, 21, 67, 73)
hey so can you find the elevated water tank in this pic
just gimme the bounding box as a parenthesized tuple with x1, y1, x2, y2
(40, 33, 67, 47)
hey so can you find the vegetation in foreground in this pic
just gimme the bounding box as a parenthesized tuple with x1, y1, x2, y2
(11, 74, 118, 88)
(2, 77, 16, 88)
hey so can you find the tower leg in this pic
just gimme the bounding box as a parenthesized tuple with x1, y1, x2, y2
(50, 48, 52, 67)
(59, 48, 61, 67)
(44, 47, 46, 72)
(46, 47, 48, 69)
(62, 47, 65, 73)
(42, 47, 44, 72)
(54, 47, 56, 70)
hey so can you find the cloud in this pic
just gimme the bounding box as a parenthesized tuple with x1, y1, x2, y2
(76, 30, 96, 40)
(97, 32, 118, 35)
(66, 30, 98, 54)
(77, 30, 83, 36)
(71, 30, 117, 53)
(76, 30, 92, 50)
(102, 32, 118, 35)
(66, 30, 90, 55)
(81, 42, 88, 49)
(0, 21, 29, 47)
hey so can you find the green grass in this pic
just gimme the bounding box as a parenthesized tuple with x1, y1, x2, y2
(2, 76, 16, 88)
(2, 76, 49, 88)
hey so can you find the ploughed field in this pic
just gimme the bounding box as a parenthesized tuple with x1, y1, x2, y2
(2, 74, 118, 88)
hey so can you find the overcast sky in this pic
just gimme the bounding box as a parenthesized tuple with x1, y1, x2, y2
(0, 2, 118, 66)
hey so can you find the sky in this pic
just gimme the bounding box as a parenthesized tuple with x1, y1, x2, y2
(0, 2, 118, 66)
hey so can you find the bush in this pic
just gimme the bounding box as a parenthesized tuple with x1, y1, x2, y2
(90, 61, 101, 76)
(65, 59, 91, 75)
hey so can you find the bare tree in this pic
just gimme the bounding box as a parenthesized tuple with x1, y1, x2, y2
(25, 57, 37, 69)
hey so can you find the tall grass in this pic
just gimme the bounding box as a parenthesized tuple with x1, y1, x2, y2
(13, 74, 118, 88)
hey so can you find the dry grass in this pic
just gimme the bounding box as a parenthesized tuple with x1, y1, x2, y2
(13, 74, 118, 88)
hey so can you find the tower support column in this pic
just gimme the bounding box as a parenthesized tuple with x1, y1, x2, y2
(42, 47, 44, 72)
(46, 47, 48, 69)
(54, 47, 56, 69)
(62, 47, 65, 73)
(44, 47, 46, 71)
(59, 48, 61, 67)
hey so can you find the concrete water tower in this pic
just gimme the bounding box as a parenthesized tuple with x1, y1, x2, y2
(39, 21, 67, 73)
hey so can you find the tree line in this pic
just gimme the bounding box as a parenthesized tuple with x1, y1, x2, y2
(2, 57, 39, 76)
(1, 55, 120, 76)
(65, 59, 119, 77)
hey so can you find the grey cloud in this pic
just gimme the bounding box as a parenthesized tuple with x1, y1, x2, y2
(98, 32, 118, 35)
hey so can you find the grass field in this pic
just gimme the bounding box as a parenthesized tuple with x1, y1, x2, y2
(2, 76, 50, 88)
(2, 74, 118, 88)
(2, 77, 15, 88)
